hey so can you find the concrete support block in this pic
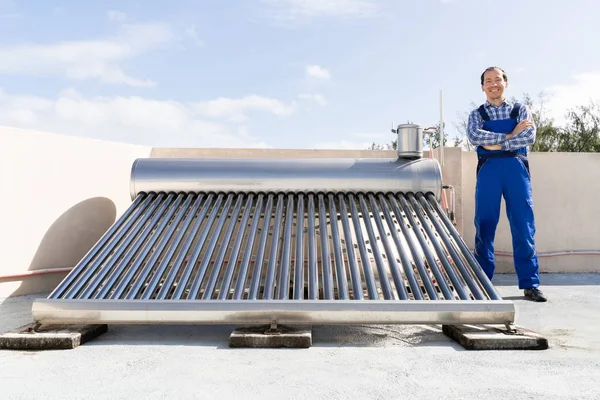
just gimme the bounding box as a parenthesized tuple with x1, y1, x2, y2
(229, 325, 312, 348)
(443, 324, 549, 350)
(0, 323, 108, 350)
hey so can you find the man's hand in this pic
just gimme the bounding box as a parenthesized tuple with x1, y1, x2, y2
(506, 120, 534, 139)
(483, 144, 502, 150)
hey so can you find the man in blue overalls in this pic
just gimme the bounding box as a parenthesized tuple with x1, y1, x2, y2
(467, 66, 547, 302)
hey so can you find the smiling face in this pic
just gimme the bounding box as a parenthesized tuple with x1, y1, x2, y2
(481, 68, 508, 103)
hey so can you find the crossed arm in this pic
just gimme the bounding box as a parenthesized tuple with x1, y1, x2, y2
(466, 105, 536, 151)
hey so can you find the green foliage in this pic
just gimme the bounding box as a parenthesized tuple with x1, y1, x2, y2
(558, 101, 600, 152)
(424, 123, 448, 149)
(369, 93, 600, 153)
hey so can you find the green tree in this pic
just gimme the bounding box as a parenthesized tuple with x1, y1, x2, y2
(557, 101, 600, 152)
(517, 92, 562, 152)
(369, 94, 600, 153)
(367, 141, 397, 150)
(452, 102, 478, 151)
(424, 123, 449, 149)
(456, 93, 564, 152)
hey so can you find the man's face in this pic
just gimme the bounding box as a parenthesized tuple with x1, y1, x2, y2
(481, 69, 507, 101)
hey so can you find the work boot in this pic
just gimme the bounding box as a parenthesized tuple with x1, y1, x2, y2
(524, 287, 547, 302)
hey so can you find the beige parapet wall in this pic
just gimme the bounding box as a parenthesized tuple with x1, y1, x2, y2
(461, 151, 600, 274)
(1, 127, 599, 298)
(0, 127, 152, 298)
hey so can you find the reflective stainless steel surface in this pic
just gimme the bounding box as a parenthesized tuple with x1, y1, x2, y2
(32, 299, 515, 325)
(129, 157, 442, 200)
(396, 123, 424, 159)
(39, 189, 512, 325)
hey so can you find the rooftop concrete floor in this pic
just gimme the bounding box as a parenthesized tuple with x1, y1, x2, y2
(1, 273, 599, 400)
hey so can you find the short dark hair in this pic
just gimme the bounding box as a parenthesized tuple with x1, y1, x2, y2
(480, 66, 507, 85)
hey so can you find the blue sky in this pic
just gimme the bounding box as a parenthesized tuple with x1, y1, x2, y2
(1, 0, 599, 149)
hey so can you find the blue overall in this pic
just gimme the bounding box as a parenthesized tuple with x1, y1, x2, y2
(474, 103, 540, 289)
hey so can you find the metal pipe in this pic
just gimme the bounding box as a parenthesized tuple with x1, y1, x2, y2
(73, 193, 167, 300)
(202, 194, 244, 300)
(155, 193, 208, 300)
(130, 157, 443, 201)
(33, 298, 515, 326)
(135, 193, 195, 300)
(98, 193, 186, 300)
(397, 194, 454, 300)
(348, 193, 378, 299)
(387, 193, 438, 300)
(293, 194, 305, 300)
(187, 193, 235, 300)
(277, 194, 295, 300)
(57, 194, 154, 299)
(294, 194, 304, 300)
(318, 193, 334, 300)
(219, 194, 255, 300)
(337, 194, 363, 300)
(172, 193, 225, 300)
(307, 194, 318, 300)
(263, 193, 285, 300)
(0, 267, 73, 281)
(81, 192, 172, 299)
(357, 193, 393, 300)
(416, 193, 485, 300)
(377, 193, 422, 300)
(34, 187, 524, 327)
(439, 89, 444, 167)
(425, 192, 502, 300)
(443, 184, 456, 224)
(367, 193, 409, 300)
(328, 193, 349, 300)
(406, 193, 469, 300)
(233, 194, 264, 300)
(48, 194, 146, 299)
(248, 193, 274, 300)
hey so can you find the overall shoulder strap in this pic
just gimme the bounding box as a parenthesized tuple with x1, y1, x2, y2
(510, 102, 521, 119)
(478, 105, 490, 121)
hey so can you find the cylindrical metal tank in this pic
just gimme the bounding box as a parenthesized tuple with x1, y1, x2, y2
(396, 123, 424, 159)
(130, 157, 442, 200)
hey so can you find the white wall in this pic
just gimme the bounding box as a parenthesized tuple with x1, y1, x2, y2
(0, 126, 151, 297)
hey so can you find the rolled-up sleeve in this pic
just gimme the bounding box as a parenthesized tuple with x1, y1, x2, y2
(501, 105, 536, 151)
(467, 109, 507, 146)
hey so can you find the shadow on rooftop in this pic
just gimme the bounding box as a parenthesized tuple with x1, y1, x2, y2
(492, 273, 600, 287)
(81, 323, 462, 350)
(0, 197, 117, 297)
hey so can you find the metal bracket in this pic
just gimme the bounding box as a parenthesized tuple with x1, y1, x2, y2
(499, 323, 523, 336)
(25, 323, 42, 334)
(442, 184, 456, 226)
(265, 322, 281, 335)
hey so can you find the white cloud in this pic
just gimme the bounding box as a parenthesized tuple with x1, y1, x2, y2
(107, 10, 128, 22)
(184, 24, 204, 47)
(544, 71, 600, 126)
(352, 132, 394, 140)
(305, 65, 331, 80)
(0, 21, 176, 87)
(0, 88, 278, 148)
(314, 131, 396, 149)
(194, 95, 296, 122)
(298, 93, 327, 106)
(262, 0, 376, 21)
(312, 139, 374, 150)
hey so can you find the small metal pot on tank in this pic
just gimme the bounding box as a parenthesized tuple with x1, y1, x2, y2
(395, 123, 424, 159)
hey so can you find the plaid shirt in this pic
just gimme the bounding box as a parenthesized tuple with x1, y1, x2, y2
(467, 100, 536, 151)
